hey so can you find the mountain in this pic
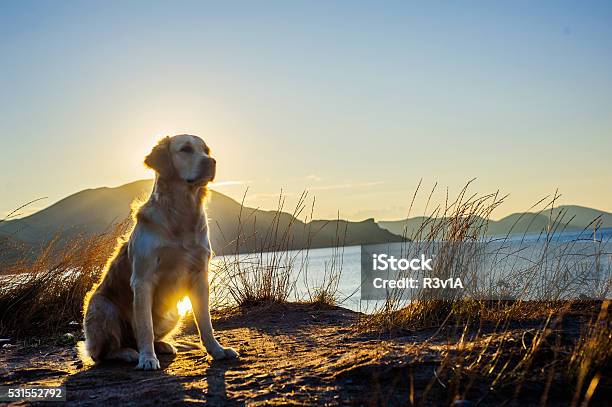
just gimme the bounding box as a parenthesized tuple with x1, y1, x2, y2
(378, 205, 612, 238)
(3, 180, 608, 262)
(0, 180, 402, 258)
(547, 205, 612, 230)
(485, 212, 551, 236)
(0, 180, 153, 245)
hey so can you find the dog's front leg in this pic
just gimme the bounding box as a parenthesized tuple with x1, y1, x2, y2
(132, 280, 160, 370)
(190, 274, 239, 360)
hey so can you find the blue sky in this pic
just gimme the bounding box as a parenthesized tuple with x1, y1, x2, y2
(1, 1, 611, 220)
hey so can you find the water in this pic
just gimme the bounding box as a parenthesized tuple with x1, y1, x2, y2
(213, 228, 612, 312)
(489, 227, 612, 244)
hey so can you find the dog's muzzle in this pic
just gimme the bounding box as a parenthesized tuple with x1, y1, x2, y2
(188, 157, 216, 184)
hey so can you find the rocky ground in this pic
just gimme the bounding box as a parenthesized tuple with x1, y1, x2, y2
(0, 302, 609, 406)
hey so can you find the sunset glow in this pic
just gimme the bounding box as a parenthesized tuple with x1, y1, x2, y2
(177, 296, 193, 317)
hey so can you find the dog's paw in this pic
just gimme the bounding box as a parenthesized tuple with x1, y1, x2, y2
(135, 354, 160, 370)
(107, 347, 139, 363)
(154, 341, 177, 355)
(210, 346, 239, 360)
(223, 347, 239, 359)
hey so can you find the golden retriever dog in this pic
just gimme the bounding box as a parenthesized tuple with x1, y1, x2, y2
(82, 134, 238, 370)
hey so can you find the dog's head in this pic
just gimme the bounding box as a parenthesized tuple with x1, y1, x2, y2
(145, 134, 216, 185)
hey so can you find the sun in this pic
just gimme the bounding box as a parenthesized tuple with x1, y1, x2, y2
(176, 296, 193, 317)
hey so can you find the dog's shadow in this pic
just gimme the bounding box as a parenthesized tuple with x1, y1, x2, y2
(201, 359, 242, 406)
(63, 354, 180, 404)
(63, 353, 242, 405)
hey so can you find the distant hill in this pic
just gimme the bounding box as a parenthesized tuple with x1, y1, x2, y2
(3, 180, 609, 262)
(378, 205, 612, 238)
(0, 180, 153, 245)
(0, 180, 402, 258)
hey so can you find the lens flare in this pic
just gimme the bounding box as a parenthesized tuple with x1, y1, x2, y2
(177, 296, 193, 317)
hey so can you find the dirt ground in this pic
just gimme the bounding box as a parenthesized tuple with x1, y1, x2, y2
(0, 303, 609, 406)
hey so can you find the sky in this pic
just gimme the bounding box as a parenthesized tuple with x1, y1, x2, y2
(1, 1, 611, 221)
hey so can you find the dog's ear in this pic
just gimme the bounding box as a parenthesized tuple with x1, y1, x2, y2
(145, 136, 174, 177)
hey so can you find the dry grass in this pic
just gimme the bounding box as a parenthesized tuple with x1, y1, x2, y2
(210, 191, 345, 308)
(569, 300, 611, 406)
(0, 221, 130, 337)
(361, 181, 610, 330)
(217, 191, 310, 306)
(355, 181, 611, 405)
(406, 300, 610, 406)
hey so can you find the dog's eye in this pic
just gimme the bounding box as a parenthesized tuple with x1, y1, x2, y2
(180, 145, 194, 154)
